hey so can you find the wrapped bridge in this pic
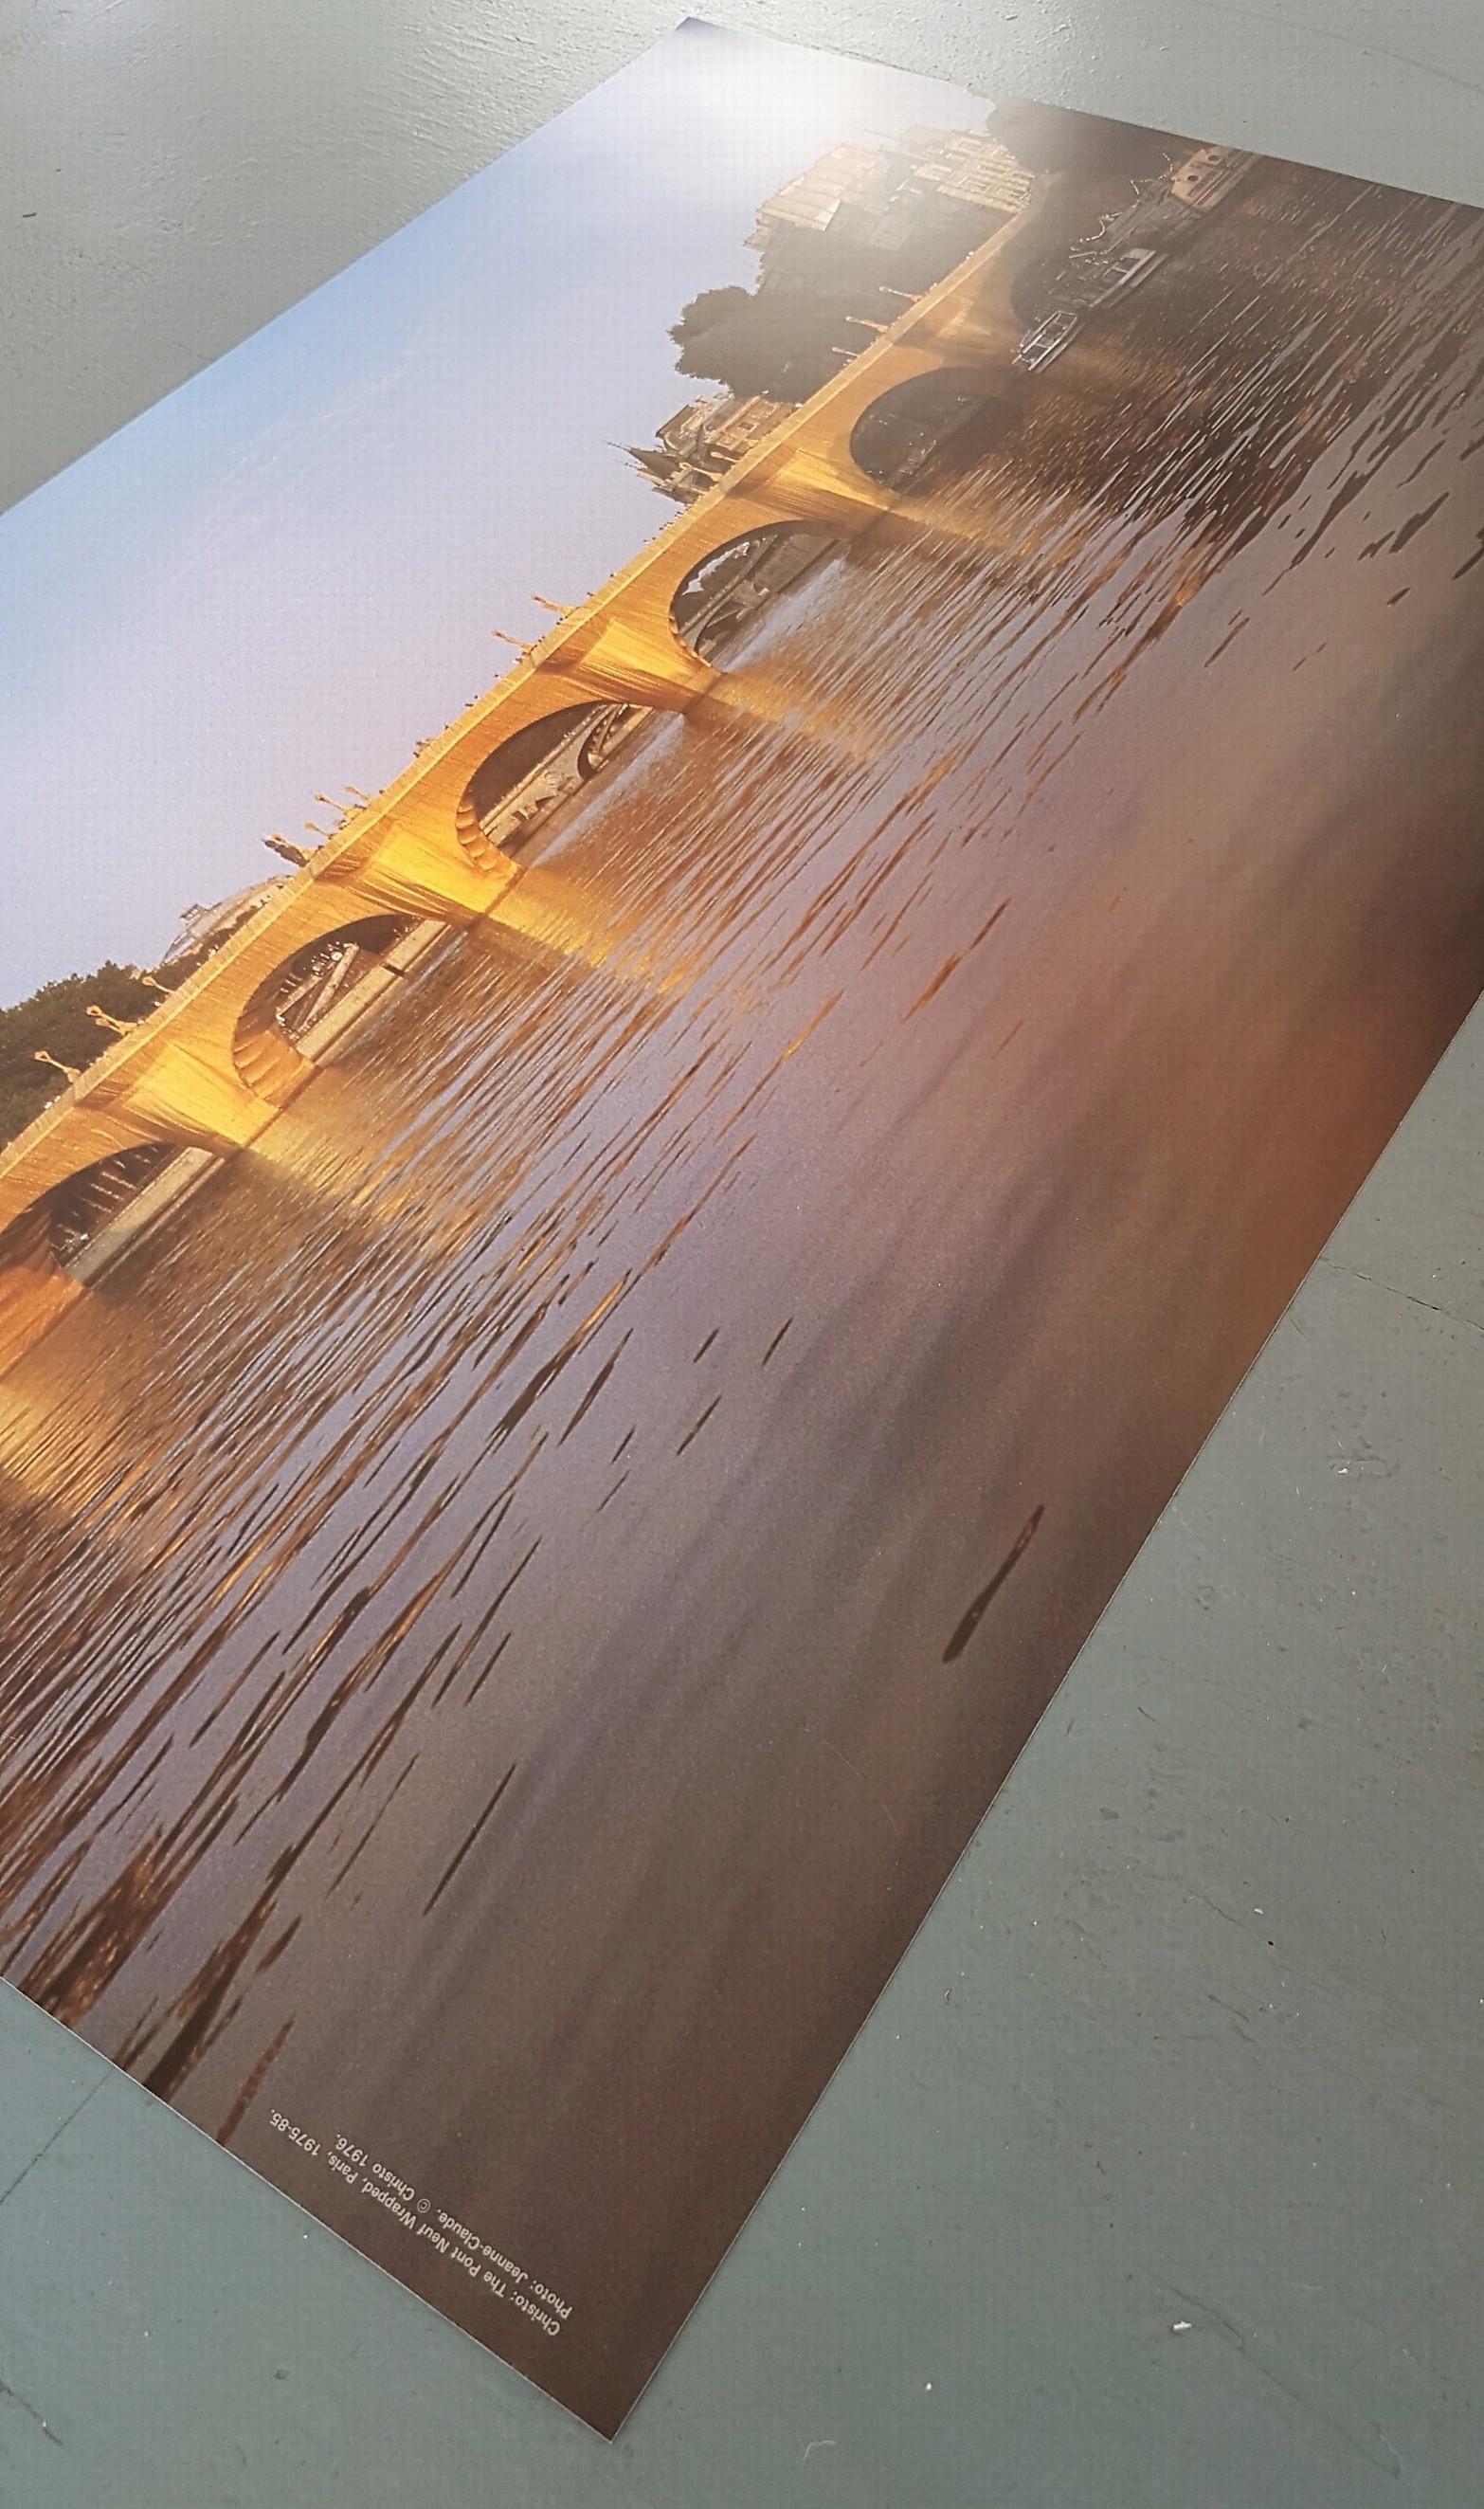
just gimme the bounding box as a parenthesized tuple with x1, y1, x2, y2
(0, 203, 1041, 1373)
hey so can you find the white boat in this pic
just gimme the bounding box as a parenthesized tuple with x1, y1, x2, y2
(1015, 307, 1083, 373)
(1094, 245, 1165, 298)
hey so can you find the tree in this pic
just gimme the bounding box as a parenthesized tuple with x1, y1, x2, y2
(669, 287, 753, 352)
(0, 961, 174, 1149)
(672, 285, 858, 404)
(985, 100, 1185, 182)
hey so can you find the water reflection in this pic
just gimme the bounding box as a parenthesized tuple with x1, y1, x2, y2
(5, 165, 1484, 2431)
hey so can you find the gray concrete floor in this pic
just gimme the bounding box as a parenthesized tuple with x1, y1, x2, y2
(2, 6, 1482, 2501)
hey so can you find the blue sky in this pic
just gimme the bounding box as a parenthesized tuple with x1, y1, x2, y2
(0, 20, 990, 1002)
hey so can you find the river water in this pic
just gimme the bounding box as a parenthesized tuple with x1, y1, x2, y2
(6, 165, 1484, 2432)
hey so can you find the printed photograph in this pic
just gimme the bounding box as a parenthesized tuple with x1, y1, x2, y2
(5, 18, 1484, 2436)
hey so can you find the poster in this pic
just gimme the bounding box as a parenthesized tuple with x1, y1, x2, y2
(3, 17, 1484, 2436)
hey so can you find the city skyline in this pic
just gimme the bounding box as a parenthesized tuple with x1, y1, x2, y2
(0, 21, 990, 1005)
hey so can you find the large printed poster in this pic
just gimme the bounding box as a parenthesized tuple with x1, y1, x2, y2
(5, 19, 1484, 2435)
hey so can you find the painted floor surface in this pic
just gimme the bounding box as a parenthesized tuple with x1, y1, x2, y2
(3, 5, 1483, 2501)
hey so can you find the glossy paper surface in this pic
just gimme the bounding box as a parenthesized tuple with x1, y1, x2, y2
(4, 24, 1484, 2434)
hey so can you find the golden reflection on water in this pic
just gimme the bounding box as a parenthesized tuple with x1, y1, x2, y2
(6, 165, 1484, 2430)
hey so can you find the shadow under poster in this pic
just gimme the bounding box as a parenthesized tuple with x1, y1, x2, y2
(4, 19, 1484, 2437)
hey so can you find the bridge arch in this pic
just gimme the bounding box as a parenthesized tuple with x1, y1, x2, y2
(667, 523, 837, 664)
(0, 1131, 213, 1372)
(232, 912, 416, 1096)
(848, 370, 1013, 488)
(0, 1132, 193, 1326)
(37, 1144, 185, 1274)
(454, 701, 647, 857)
